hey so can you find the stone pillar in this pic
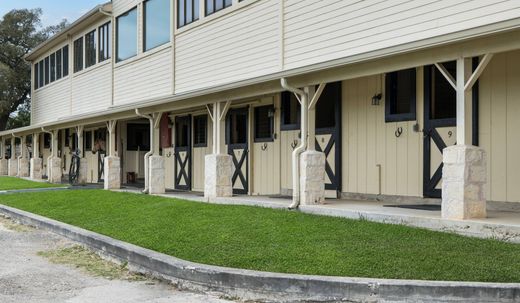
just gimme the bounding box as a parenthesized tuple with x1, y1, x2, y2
(30, 158, 43, 180)
(148, 155, 165, 194)
(442, 145, 487, 220)
(78, 158, 88, 185)
(17, 158, 29, 177)
(299, 150, 326, 205)
(104, 156, 121, 190)
(48, 156, 62, 183)
(8, 159, 18, 177)
(0, 159, 7, 176)
(204, 154, 233, 199)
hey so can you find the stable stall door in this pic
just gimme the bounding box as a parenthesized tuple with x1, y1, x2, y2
(175, 115, 192, 191)
(226, 108, 249, 195)
(252, 104, 280, 195)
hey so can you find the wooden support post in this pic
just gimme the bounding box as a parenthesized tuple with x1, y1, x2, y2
(33, 133, 40, 158)
(106, 120, 117, 157)
(76, 125, 84, 157)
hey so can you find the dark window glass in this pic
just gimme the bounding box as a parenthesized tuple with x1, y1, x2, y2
(34, 63, 39, 89)
(73, 37, 83, 72)
(385, 68, 416, 122)
(85, 30, 97, 68)
(193, 115, 207, 146)
(127, 124, 150, 151)
(281, 91, 301, 130)
(43, 133, 51, 149)
(44, 57, 50, 85)
(226, 110, 248, 144)
(84, 131, 92, 151)
(62, 45, 69, 77)
(116, 8, 138, 62)
(175, 117, 190, 147)
(65, 129, 70, 147)
(206, 0, 232, 15)
(50, 53, 56, 82)
(38, 60, 44, 87)
(98, 22, 111, 62)
(430, 61, 456, 120)
(254, 105, 274, 142)
(56, 49, 62, 80)
(177, 0, 199, 28)
(316, 82, 341, 129)
(144, 0, 170, 50)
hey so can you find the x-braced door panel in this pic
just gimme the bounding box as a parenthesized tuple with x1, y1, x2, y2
(175, 115, 192, 191)
(227, 108, 249, 195)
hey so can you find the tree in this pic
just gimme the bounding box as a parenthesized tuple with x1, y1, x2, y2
(0, 9, 67, 131)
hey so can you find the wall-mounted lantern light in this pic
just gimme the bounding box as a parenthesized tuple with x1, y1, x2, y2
(372, 93, 382, 106)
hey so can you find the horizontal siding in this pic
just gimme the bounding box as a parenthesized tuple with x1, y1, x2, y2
(72, 63, 112, 115)
(175, 0, 280, 93)
(114, 47, 173, 106)
(32, 79, 70, 124)
(284, 0, 520, 70)
(113, 0, 140, 16)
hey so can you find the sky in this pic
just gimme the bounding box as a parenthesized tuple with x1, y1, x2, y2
(0, 0, 107, 27)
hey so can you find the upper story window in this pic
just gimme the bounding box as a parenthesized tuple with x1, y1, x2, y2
(206, 0, 232, 15)
(385, 68, 416, 122)
(62, 45, 69, 77)
(33, 45, 69, 90)
(178, 0, 199, 28)
(85, 30, 97, 68)
(144, 0, 171, 50)
(98, 22, 111, 62)
(116, 8, 138, 62)
(73, 37, 84, 73)
(56, 49, 62, 80)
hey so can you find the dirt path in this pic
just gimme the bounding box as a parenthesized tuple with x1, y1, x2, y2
(0, 216, 235, 303)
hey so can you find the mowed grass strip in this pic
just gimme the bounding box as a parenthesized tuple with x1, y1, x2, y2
(0, 176, 65, 190)
(1, 189, 519, 282)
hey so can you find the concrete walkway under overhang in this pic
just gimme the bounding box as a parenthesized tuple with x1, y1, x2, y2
(115, 188, 520, 243)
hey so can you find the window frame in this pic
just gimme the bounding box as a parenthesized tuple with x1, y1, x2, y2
(177, 0, 200, 28)
(44, 57, 50, 85)
(193, 114, 208, 147)
(34, 62, 39, 90)
(56, 48, 62, 80)
(116, 7, 138, 63)
(62, 45, 69, 77)
(254, 105, 275, 143)
(85, 29, 97, 69)
(385, 68, 417, 123)
(73, 37, 84, 73)
(205, 0, 232, 16)
(98, 22, 111, 63)
(144, 0, 171, 50)
(280, 91, 301, 131)
(50, 53, 56, 83)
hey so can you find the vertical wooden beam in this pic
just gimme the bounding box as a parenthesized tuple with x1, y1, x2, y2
(306, 86, 316, 151)
(106, 120, 117, 157)
(33, 132, 40, 158)
(76, 125, 84, 157)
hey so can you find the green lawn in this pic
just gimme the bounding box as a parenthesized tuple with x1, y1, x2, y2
(1, 189, 519, 282)
(0, 176, 64, 190)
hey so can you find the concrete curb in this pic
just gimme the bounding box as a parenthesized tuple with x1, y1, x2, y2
(0, 204, 519, 303)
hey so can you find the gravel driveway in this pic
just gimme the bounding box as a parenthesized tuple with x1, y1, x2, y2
(0, 216, 235, 303)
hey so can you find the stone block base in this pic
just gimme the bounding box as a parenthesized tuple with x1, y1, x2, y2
(78, 158, 88, 185)
(8, 159, 18, 177)
(149, 155, 165, 194)
(299, 150, 326, 205)
(442, 145, 487, 220)
(17, 158, 29, 177)
(48, 157, 62, 183)
(30, 158, 43, 180)
(104, 156, 121, 190)
(0, 159, 7, 175)
(204, 154, 233, 199)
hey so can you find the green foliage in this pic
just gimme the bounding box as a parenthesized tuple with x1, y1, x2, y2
(0, 176, 65, 190)
(0, 9, 68, 130)
(1, 189, 520, 282)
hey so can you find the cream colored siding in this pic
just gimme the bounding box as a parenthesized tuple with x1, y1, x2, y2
(113, 0, 141, 16)
(280, 130, 299, 190)
(72, 63, 112, 115)
(114, 47, 173, 105)
(192, 116, 213, 192)
(342, 73, 423, 197)
(32, 79, 71, 124)
(164, 147, 175, 188)
(479, 50, 520, 203)
(283, 0, 520, 70)
(174, 0, 280, 93)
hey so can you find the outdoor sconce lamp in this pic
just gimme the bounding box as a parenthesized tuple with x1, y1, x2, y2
(371, 93, 382, 106)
